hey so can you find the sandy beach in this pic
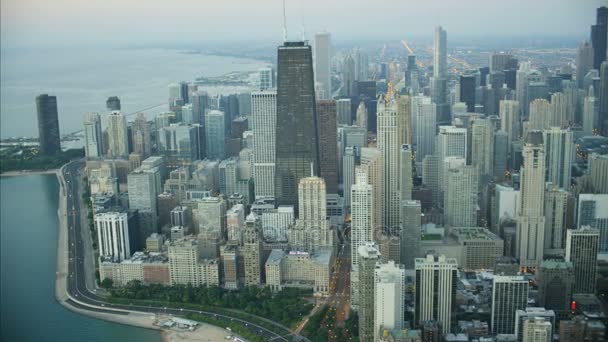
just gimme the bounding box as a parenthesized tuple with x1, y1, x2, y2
(1, 169, 58, 177)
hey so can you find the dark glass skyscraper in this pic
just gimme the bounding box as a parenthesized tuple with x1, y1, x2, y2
(459, 74, 476, 112)
(316, 100, 338, 193)
(275, 41, 319, 208)
(35, 94, 61, 155)
(591, 6, 607, 69)
(106, 96, 121, 111)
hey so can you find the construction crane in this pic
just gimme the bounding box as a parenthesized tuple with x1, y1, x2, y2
(400, 40, 414, 55)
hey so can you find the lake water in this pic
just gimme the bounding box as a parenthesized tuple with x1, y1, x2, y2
(0, 174, 162, 342)
(0, 47, 269, 138)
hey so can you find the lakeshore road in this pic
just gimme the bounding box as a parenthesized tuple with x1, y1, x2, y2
(59, 160, 308, 342)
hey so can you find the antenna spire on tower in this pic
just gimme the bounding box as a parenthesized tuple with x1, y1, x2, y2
(282, 0, 288, 42)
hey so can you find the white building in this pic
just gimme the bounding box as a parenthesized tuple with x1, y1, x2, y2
(226, 204, 245, 244)
(251, 91, 277, 198)
(412, 96, 436, 163)
(374, 261, 406, 340)
(260, 205, 294, 241)
(377, 103, 403, 229)
(83, 112, 104, 158)
(491, 275, 529, 335)
(543, 127, 573, 189)
(107, 111, 129, 158)
(499, 100, 520, 154)
(433, 26, 447, 78)
(95, 212, 131, 261)
(313, 32, 331, 100)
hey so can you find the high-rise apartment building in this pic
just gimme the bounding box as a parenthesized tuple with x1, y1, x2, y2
(275, 41, 319, 208)
(543, 127, 573, 189)
(83, 112, 103, 158)
(342, 146, 356, 208)
(588, 153, 608, 193)
(566, 227, 600, 294)
(36, 94, 61, 155)
(313, 32, 331, 100)
(377, 102, 403, 229)
(471, 118, 495, 179)
(316, 100, 338, 193)
(491, 275, 529, 334)
(107, 111, 129, 158)
(415, 255, 458, 335)
(529, 99, 551, 131)
(243, 213, 263, 286)
(351, 174, 374, 268)
(516, 131, 546, 267)
(543, 185, 569, 254)
(515, 308, 555, 342)
(359, 147, 384, 231)
(499, 100, 520, 156)
(522, 317, 552, 342)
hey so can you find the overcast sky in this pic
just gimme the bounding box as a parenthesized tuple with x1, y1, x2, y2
(1, 0, 606, 48)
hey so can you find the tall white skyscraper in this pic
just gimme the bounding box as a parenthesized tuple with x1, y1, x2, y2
(566, 227, 600, 294)
(471, 118, 495, 178)
(251, 91, 277, 198)
(374, 261, 405, 336)
(444, 163, 479, 227)
(296, 176, 332, 251)
(205, 110, 226, 160)
(433, 26, 447, 78)
(491, 275, 529, 334)
(377, 103, 403, 229)
(83, 112, 103, 158)
(95, 212, 131, 261)
(313, 31, 332, 100)
(499, 100, 520, 155)
(437, 125, 467, 196)
(107, 111, 129, 158)
(226, 204, 245, 244)
(359, 147, 384, 232)
(351, 174, 374, 268)
(543, 127, 573, 189)
(412, 96, 436, 163)
(415, 255, 457, 335)
(517, 131, 546, 267)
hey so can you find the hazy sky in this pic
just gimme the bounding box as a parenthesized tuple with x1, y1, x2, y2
(1, 0, 606, 48)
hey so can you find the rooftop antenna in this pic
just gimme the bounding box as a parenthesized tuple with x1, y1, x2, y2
(299, 0, 306, 42)
(282, 0, 288, 42)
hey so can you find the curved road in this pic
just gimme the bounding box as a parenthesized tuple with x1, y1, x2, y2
(60, 160, 305, 341)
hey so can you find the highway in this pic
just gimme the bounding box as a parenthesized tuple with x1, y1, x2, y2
(60, 160, 304, 342)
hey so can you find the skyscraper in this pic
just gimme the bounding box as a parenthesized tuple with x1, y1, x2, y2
(399, 145, 413, 201)
(131, 112, 151, 158)
(588, 153, 608, 193)
(251, 91, 277, 199)
(351, 174, 374, 268)
(499, 100, 520, 156)
(415, 255, 457, 335)
(35, 94, 61, 155)
(471, 118, 495, 179)
(444, 164, 479, 227)
(433, 26, 447, 78)
(582, 86, 598, 136)
(516, 131, 546, 267)
(400, 200, 421, 269)
(538, 259, 575, 319)
(436, 125, 467, 197)
(128, 167, 159, 236)
(543, 127, 573, 189)
(342, 146, 356, 208)
(374, 261, 405, 335)
(275, 41, 319, 208)
(83, 112, 103, 158)
(316, 100, 338, 193)
(106, 96, 121, 111)
(358, 242, 380, 342)
(313, 32, 331, 100)
(412, 96, 436, 163)
(243, 213, 263, 286)
(336, 98, 352, 125)
(205, 110, 226, 160)
(491, 275, 529, 334)
(258, 67, 274, 91)
(459, 74, 477, 112)
(107, 111, 129, 158)
(566, 227, 599, 294)
(294, 176, 332, 251)
(359, 147, 384, 232)
(599, 61, 608, 136)
(95, 212, 131, 261)
(377, 102, 403, 229)
(591, 6, 607, 69)
(576, 41, 594, 89)
(543, 185, 569, 255)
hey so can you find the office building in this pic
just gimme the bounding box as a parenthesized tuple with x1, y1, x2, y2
(95, 212, 131, 261)
(566, 227, 600, 294)
(358, 242, 380, 342)
(600, 62, 608, 135)
(491, 275, 529, 334)
(317, 100, 339, 193)
(226, 204, 245, 244)
(559, 316, 606, 342)
(529, 99, 551, 131)
(107, 111, 129, 158)
(576, 41, 594, 89)
(83, 112, 103, 158)
(471, 118, 495, 178)
(516, 131, 546, 267)
(543, 127, 573, 189)
(374, 261, 406, 337)
(313, 32, 331, 100)
(588, 153, 608, 193)
(351, 175, 374, 268)
(205, 110, 226, 160)
(522, 318, 552, 342)
(377, 102, 403, 229)
(433, 26, 447, 78)
(591, 7, 607, 69)
(194, 197, 227, 241)
(128, 168, 158, 236)
(293, 176, 333, 251)
(264, 249, 333, 296)
(400, 145, 413, 201)
(275, 41, 319, 208)
(514, 308, 555, 342)
(582, 86, 598, 136)
(258, 67, 274, 90)
(543, 185, 569, 254)
(243, 213, 263, 286)
(537, 259, 574, 319)
(342, 146, 356, 207)
(437, 126, 467, 196)
(131, 113, 151, 158)
(412, 96, 436, 163)
(444, 164, 478, 227)
(415, 255, 457, 335)
(36, 94, 61, 155)
(499, 100, 520, 155)
(157, 123, 200, 167)
(459, 74, 476, 112)
(359, 147, 384, 232)
(493, 130, 508, 181)
(251, 90, 277, 199)
(337, 98, 352, 125)
(400, 200, 421, 269)
(356, 101, 368, 131)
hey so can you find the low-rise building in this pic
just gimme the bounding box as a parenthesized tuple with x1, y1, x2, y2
(99, 251, 169, 286)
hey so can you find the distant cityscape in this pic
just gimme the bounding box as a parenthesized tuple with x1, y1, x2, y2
(16, 4, 608, 342)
